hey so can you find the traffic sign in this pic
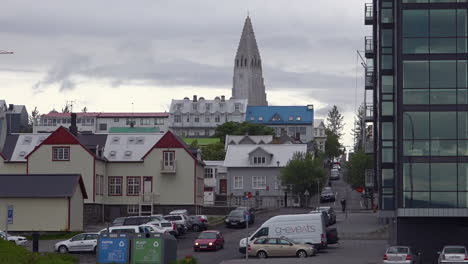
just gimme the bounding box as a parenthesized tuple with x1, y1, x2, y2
(7, 205, 13, 225)
(304, 190, 310, 196)
(97, 237, 129, 264)
(132, 238, 162, 264)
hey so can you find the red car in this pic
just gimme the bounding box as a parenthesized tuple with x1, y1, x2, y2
(193, 230, 224, 251)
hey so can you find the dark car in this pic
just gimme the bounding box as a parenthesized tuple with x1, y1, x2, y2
(320, 189, 336, 203)
(193, 230, 224, 251)
(326, 227, 339, 244)
(316, 206, 336, 225)
(187, 215, 208, 232)
(112, 217, 125, 226)
(225, 210, 248, 228)
(122, 216, 152, 226)
(236, 207, 255, 224)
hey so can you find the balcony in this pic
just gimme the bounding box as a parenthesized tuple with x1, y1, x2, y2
(365, 3, 374, 25)
(365, 169, 374, 187)
(365, 103, 374, 122)
(161, 160, 177, 173)
(364, 139, 374, 154)
(365, 66, 374, 90)
(365, 36, 374, 58)
(139, 193, 159, 205)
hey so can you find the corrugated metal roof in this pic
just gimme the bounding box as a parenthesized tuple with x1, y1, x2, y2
(103, 134, 164, 161)
(224, 144, 307, 167)
(0, 174, 87, 198)
(1, 134, 19, 160)
(246, 106, 313, 124)
(41, 112, 168, 118)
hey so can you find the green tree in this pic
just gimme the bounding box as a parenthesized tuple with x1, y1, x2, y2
(201, 142, 226, 160)
(346, 148, 373, 188)
(352, 104, 365, 151)
(214, 122, 275, 143)
(280, 152, 326, 206)
(61, 105, 70, 113)
(325, 129, 342, 158)
(82, 107, 88, 113)
(188, 139, 200, 150)
(326, 105, 345, 139)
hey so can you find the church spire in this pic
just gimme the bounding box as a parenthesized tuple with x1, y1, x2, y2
(232, 16, 268, 106)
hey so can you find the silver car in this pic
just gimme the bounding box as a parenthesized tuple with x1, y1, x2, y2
(383, 246, 419, 264)
(55, 233, 99, 253)
(438, 246, 468, 263)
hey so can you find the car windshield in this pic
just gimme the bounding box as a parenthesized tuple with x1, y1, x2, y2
(445, 247, 466, 254)
(161, 223, 172, 227)
(387, 247, 409, 254)
(229, 211, 244, 217)
(198, 232, 217, 239)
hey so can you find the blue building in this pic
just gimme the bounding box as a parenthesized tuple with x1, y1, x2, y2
(246, 105, 314, 142)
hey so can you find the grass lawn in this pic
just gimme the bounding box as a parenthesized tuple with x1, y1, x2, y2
(25, 232, 81, 241)
(0, 239, 78, 264)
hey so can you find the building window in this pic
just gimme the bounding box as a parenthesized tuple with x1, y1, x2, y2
(258, 116, 263, 121)
(155, 118, 164, 125)
(127, 177, 141, 196)
(289, 116, 293, 121)
(114, 118, 119, 122)
(99, 123, 107, 131)
(252, 176, 267, 189)
(52, 147, 70, 161)
(141, 118, 151, 125)
(234, 197, 242, 206)
(274, 178, 281, 189)
(235, 103, 240, 111)
(219, 103, 225, 109)
(250, 116, 255, 121)
(205, 129, 210, 136)
(109, 177, 122, 196)
(127, 205, 139, 215)
(100, 175, 104, 195)
(253, 156, 266, 165)
(126, 118, 136, 126)
(296, 116, 301, 121)
(174, 115, 182, 123)
(205, 103, 212, 111)
(205, 168, 215, 178)
(194, 115, 200, 123)
(205, 116, 210, 123)
(215, 116, 220, 123)
(96, 175, 100, 196)
(233, 176, 243, 189)
(163, 151, 175, 167)
(192, 103, 198, 111)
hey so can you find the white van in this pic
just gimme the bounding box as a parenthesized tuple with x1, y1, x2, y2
(239, 213, 327, 253)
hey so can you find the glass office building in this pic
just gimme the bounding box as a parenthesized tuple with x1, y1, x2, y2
(366, 0, 468, 261)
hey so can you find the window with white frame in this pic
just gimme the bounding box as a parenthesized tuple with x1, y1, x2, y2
(155, 118, 164, 125)
(100, 175, 105, 195)
(252, 176, 266, 189)
(234, 103, 240, 111)
(127, 205, 139, 215)
(215, 116, 220, 123)
(205, 103, 212, 111)
(126, 118, 136, 126)
(296, 116, 302, 121)
(127, 177, 141, 196)
(194, 115, 200, 123)
(192, 103, 198, 111)
(274, 178, 281, 189)
(109, 177, 122, 195)
(234, 197, 242, 206)
(52, 147, 70, 161)
(205, 116, 210, 123)
(174, 115, 182, 123)
(163, 151, 175, 166)
(140, 118, 151, 125)
(204, 168, 215, 178)
(233, 176, 243, 189)
(258, 116, 263, 121)
(253, 156, 266, 165)
(114, 118, 119, 122)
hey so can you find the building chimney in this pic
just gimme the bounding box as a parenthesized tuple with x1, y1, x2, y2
(193, 95, 198, 102)
(69, 113, 78, 136)
(221, 95, 225, 102)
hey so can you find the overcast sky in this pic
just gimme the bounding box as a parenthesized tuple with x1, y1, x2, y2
(0, 0, 370, 148)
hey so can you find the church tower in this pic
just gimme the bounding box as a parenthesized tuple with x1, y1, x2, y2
(232, 16, 268, 106)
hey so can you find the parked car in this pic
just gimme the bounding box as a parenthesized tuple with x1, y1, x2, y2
(148, 221, 179, 237)
(248, 237, 316, 259)
(0, 231, 27, 246)
(193, 230, 224, 251)
(316, 206, 336, 225)
(99, 225, 151, 234)
(240, 213, 328, 253)
(111, 217, 125, 226)
(54, 233, 99, 253)
(169, 209, 189, 215)
(330, 169, 340, 180)
(197, 215, 209, 224)
(326, 227, 339, 245)
(236, 207, 255, 224)
(187, 215, 208, 232)
(163, 214, 188, 235)
(333, 164, 341, 171)
(140, 224, 167, 234)
(438, 245, 468, 264)
(225, 210, 248, 228)
(320, 189, 336, 203)
(383, 246, 420, 264)
(122, 216, 161, 226)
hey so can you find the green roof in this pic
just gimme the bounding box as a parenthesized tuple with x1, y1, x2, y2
(183, 137, 220, 145)
(108, 127, 160, 133)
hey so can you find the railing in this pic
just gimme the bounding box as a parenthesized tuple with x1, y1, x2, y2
(161, 160, 177, 173)
(365, 3, 373, 24)
(365, 36, 374, 55)
(365, 66, 374, 88)
(139, 193, 159, 204)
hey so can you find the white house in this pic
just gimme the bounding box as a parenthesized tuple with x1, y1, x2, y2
(313, 119, 327, 152)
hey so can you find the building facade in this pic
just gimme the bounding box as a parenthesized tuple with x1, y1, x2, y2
(33, 112, 169, 134)
(232, 16, 268, 106)
(246, 105, 315, 143)
(366, 0, 468, 261)
(313, 119, 327, 152)
(203, 161, 228, 205)
(168, 95, 247, 137)
(0, 126, 204, 224)
(224, 144, 307, 208)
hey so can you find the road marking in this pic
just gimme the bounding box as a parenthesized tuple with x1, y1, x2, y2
(360, 200, 363, 209)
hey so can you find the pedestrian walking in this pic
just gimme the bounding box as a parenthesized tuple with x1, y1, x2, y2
(340, 197, 346, 213)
